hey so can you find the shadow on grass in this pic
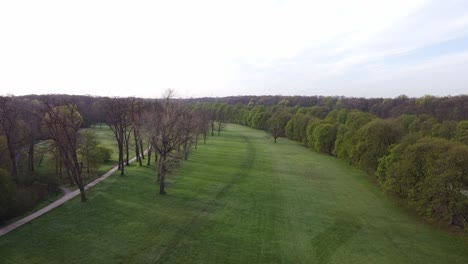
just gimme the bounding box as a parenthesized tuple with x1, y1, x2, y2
(311, 219, 362, 264)
(154, 135, 256, 263)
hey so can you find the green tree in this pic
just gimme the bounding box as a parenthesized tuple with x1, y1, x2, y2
(379, 137, 468, 228)
(455, 121, 468, 144)
(285, 111, 310, 143)
(352, 119, 401, 173)
(266, 111, 289, 143)
(312, 123, 338, 155)
(333, 111, 374, 160)
(305, 118, 323, 148)
(78, 131, 110, 177)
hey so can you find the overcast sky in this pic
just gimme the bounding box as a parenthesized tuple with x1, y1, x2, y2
(1, 0, 467, 98)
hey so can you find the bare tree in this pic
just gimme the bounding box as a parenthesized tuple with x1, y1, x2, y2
(0, 96, 24, 181)
(23, 99, 44, 174)
(129, 98, 146, 166)
(101, 97, 131, 176)
(146, 90, 190, 194)
(180, 111, 197, 160)
(43, 102, 87, 202)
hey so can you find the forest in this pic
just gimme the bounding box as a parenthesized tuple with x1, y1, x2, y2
(0, 93, 467, 230)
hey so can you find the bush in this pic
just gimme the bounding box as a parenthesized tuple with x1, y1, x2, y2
(97, 146, 113, 162)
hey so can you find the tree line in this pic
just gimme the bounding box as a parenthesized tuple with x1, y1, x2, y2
(194, 97, 468, 230)
(2, 93, 467, 229)
(0, 91, 213, 223)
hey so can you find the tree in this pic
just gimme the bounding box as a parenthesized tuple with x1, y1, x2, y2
(378, 137, 468, 228)
(312, 123, 338, 155)
(180, 111, 197, 160)
(101, 97, 131, 176)
(266, 110, 289, 143)
(333, 111, 374, 160)
(78, 130, 106, 177)
(285, 111, 310, 144)
(455, 121, 468, 144)
(352, 119, 401, 173)
(23, 99, 44, 175)
(147, 90, 191, 194)
(128, 98, 146, 166)
(43, 103, 87, 202)
(0, 96, 23, 181)
(215, 103, 228, 135)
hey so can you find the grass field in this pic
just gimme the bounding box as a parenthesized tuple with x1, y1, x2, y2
(35, 126, 119, 185)
(0, 124, 467, 263)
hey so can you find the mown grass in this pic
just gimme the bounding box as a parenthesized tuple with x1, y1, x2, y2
(0, 124, 467, 263)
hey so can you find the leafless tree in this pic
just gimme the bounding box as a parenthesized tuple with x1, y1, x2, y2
(129, 98, 146, 166)
(180, 111, 197, 160)
(42, 101, 87, 202)
(101, 97, 131, 176)
(146, 90, 193, 194)
(0, 96, 24, 181)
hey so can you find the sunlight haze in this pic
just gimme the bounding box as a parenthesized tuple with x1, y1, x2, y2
(1, 0, 467, 98)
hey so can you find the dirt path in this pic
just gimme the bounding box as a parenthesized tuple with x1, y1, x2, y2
(0, 155, 141, 237)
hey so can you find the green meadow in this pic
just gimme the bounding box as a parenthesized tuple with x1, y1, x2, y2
(0, 124, 467, 263)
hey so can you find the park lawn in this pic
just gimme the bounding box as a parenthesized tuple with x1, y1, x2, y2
(35, 126, 119, 185)
(0, 124, 467, 263)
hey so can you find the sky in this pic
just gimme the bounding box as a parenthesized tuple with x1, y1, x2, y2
(0, 0, 468, 99)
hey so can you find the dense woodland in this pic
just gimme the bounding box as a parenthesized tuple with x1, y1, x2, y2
(1, 93, 467, 231)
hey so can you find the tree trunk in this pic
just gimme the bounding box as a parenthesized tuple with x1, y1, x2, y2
(125, 136, 130, 166)
(67, 170, 74, 186)
(159, 157, 167, 194)
(29, 140, 35, 172)
(147, 149, 152, 166)
(159, 171, 166, 194)
(86, 158, 90, 176)
(118, 139, 122, 170)
(78, 185, 87, 202)
(157, 157, 163, 182)
(139, 139, 145, 159)
(6, 136, 18, 181)
(134, 129, 142, 166)
(118, 138, 124, 176)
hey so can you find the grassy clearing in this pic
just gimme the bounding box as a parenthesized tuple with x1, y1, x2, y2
(0, 124, 467, 263)
(35, 126, 119, 185)
(86, 126, 120, 175)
